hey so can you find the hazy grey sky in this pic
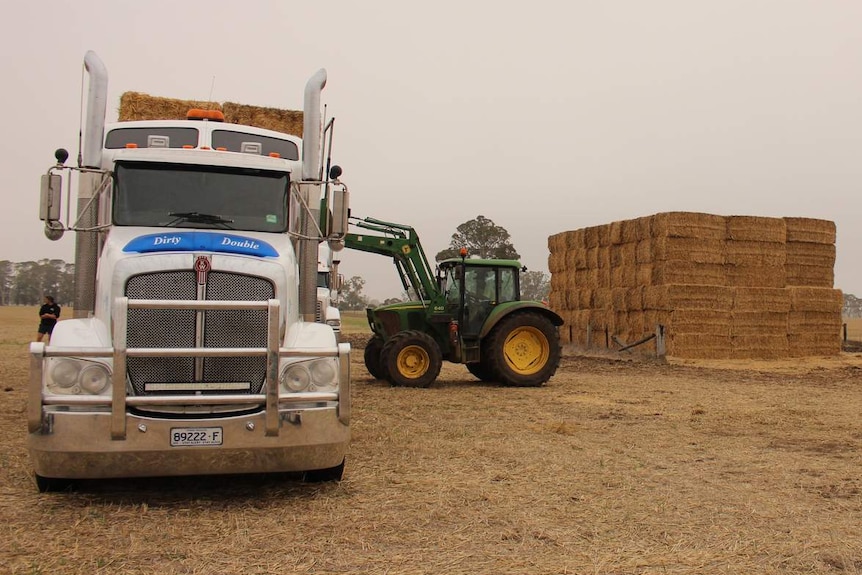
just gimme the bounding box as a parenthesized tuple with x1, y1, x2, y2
(3, 1, 861, 301)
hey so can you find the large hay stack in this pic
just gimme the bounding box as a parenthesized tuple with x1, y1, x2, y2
(548, 213, 841, 359)
(118, 92, 304, 136)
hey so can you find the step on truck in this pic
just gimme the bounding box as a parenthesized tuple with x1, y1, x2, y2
(31, 51, 351, 491)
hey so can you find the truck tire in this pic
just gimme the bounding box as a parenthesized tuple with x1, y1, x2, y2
(35, 474, 74, 493)
(303, 458, 345, 482)
(484, 312, 561, 387)
(364, 336, 386, 379)
(381, 330, 442, 388)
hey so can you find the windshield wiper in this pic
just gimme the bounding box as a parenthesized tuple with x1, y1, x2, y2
(166, 212, 234, 229)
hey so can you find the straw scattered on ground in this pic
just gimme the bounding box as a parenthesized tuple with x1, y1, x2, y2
(1, 307, 861, 574)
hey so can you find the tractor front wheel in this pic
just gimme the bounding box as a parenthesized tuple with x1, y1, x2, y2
(381, 330, 442, 388)
(364, 336, 386, 380)
(485, 312, 561, 387)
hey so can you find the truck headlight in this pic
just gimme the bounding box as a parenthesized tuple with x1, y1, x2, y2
(47, 359, 111, 395)
(79, 365, 110, 394)
(280, 358, 339, 392)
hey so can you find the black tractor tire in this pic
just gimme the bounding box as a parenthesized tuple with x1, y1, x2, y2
(364, 336, 386, 379)
(466, 361, 496, 382)
(381, 330, 442, 388)
(484, 312, 561, 387)
(302, 458, 345, 483)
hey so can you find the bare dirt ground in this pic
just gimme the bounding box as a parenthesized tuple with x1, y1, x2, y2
(2, 306, 862, 574)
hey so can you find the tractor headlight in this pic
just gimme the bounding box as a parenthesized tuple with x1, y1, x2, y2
(280, 358, 339, 393)
(46, 359, 111, 395)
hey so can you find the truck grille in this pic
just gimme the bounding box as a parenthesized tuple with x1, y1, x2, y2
(125, 271, 274, 396)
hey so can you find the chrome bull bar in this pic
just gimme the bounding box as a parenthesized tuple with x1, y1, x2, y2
(29, 297, 350, 440)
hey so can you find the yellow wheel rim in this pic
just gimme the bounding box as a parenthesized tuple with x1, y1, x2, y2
(396, 345, 430, 379)
(503, 326, 549, 375)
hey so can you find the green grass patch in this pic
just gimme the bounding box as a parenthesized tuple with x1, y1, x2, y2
(341, 311, 371, 335)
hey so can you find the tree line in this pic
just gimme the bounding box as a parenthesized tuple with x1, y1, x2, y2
(0, 260, 75, 306)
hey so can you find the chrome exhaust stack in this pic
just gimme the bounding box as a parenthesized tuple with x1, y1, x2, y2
(73, 51, 108, 318)
(298, 69, 327, 322)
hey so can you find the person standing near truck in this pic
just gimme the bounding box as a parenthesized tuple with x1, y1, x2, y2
(36, 295, 61, 343)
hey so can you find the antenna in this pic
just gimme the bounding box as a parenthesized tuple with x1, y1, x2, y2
(208, 76, 216, 108)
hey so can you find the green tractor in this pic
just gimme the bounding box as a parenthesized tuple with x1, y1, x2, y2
(344, 217, 563, 387)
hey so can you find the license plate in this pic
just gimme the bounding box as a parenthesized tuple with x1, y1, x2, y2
(170, 427, 223, 447)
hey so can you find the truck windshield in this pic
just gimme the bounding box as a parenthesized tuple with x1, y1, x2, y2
(113, 162, 289, 232)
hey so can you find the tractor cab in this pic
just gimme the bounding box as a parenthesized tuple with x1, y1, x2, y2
(438, 258, 522, 338)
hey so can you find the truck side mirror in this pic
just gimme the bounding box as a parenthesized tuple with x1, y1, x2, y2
(329, 188, 349, 238)
(40, 174, 62, 222)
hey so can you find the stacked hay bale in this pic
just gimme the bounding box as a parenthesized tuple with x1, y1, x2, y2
(548, 212, 841, 359)
(118, 92, 303, 136)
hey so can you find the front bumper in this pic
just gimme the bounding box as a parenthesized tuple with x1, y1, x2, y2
(29, 407, 349, 479)
(28, 297, 351, 480)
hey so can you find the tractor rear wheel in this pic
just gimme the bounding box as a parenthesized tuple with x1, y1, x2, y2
(485, 312, 561, 387)
(381, 330, 442, 388)
(364, 336, 386, 379)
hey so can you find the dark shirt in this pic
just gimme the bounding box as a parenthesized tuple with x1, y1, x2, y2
(39, 303, 61, 326)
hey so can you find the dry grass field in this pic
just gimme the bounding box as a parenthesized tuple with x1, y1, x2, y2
(2, 306, 862, 574)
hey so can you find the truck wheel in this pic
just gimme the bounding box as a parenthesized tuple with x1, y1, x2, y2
(485, 312, 561, 387)
(466, 361, 495, 382)
(35, 473, 74, 493)
(364, 336, 386, 379)
(381, 330, 442, 388)
(303, 458, 345, 482)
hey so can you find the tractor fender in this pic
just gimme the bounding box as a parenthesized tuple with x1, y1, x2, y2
(479, 302, 564, 339)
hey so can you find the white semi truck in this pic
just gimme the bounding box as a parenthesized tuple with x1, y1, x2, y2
(317, 243, 343, 338)
(30, 51, 351, 491)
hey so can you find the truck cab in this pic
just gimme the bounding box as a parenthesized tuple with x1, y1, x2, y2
(30, 52, 351, 490)
(317, 243, 342, 338)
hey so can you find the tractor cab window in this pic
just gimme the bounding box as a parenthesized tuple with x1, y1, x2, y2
(444, 267, 461, 305)
(465, 267, 497, 303)
(498, 268, 517, 303)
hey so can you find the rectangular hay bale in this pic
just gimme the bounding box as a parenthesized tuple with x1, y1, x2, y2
(652, 212, 727, 240)
(653, 261, 727, 286)
(653, 237, 725, 264)
(732, 287, 791, 312)
(726, 215, 786, 243)
(784, 218, 836, 244)
(785, 242, 836, 268)
(788, 287, 843, 312)
(731, 335, 789, 359)
(726, 265, 786, 288)
(725, 240, 786, 267)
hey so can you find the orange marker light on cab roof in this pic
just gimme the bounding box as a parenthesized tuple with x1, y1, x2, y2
(182, 145, 194, 149)
(268, 152, 281, 158)
(216, 147, 227, 151)
(186, 108, 225, 122)
(125, 143, 138, 149)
